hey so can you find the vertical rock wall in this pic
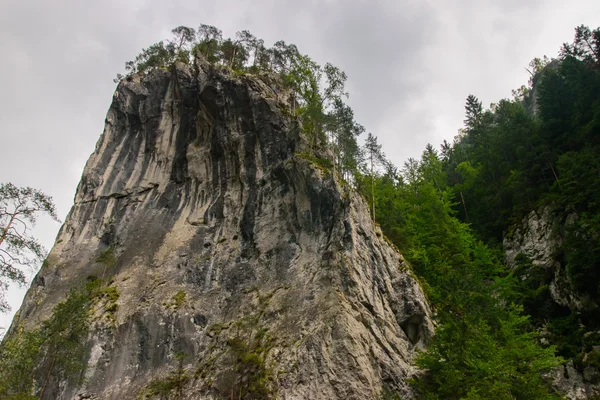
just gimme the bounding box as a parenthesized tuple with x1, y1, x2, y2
(10, 59, 433, 400)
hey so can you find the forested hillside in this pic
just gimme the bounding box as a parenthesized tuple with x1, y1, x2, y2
(447, 25, 600, 360)
(365, 25, 600, 398)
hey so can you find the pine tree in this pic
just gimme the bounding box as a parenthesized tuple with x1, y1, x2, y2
(364, 133, 385, 222)
(464, 94, 483, 129)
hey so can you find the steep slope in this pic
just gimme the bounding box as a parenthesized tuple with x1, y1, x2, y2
(9, 58, 433, 400)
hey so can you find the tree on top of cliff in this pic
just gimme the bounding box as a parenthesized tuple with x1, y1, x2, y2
(193, 24, 222, 63)
(117, 24, 364, 180)
(170, 26, 196, 51)
(364, 133, 385, 222)
(0, 183, 60, 312)
(560, 25, 600, 66)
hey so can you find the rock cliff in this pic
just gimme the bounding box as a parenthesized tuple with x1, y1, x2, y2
(9, 58, 433, 399)
(504, 206, 580, 310)
(504, 206, 600, 399)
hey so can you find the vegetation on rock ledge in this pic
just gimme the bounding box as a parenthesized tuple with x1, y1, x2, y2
(0, 276, 119, 399)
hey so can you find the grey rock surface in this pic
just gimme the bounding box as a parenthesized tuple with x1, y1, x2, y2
(504, 206, 581, 310)
(504, 206, 600, 398)
(544, 361, 600, 400)
(10, 59, 433, 399)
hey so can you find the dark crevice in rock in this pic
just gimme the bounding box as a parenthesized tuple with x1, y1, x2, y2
(76, 184, 159, 205)
(400, 315, 424, 346)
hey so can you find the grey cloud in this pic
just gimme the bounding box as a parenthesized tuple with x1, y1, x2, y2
(1, 0, 599, 330)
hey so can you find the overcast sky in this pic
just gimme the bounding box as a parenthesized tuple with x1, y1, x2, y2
(0, 0, 598, 332)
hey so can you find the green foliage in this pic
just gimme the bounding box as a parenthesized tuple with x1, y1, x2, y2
(193, 24, 222, 63)
(0, 327, 43, 399)
(96, 246, 117, 280)
(198, 290, 277, 399)
(381, 387, 403, 400)
(508, 253, 556, 322)
(171, 26, 196, 51)
(94, 283, 120, 325)
(547, 314, 586, 362)
(100, 284, 120, 303)
(96, 246, 116, 268)
(117, 24, 363, 180)
(0, 183, 60, 312)
(0, 276, 118, 398)
(415, 312, 561, 400)
(206, 322, 230, 336)
(357, 146, 562, 398)
(125, 41, 177, 74)
(586, 347, 600, 372)
(296, 150, 333, 172)
(560, 25, 600, 65)
(226, 336, 274, 399)
(171, 290, 186, 310)
(363, 132, 391, 222)
(464, 94, 483, 128)
(141, 353, 190, 399)
(328, 98, 365, 181)
(436, 24, 600, 377)
(443, 26, 600, 245)
(40, 289, 91, 389)
(563, 213, 600, 301)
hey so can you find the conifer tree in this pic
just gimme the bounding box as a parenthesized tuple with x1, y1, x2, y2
(364, 133, 385, 222)
(464, 94, 483, 128)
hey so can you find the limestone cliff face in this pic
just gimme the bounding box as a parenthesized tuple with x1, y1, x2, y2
(11, 59, 433, 399)
(504, 207, 599, 399)
(504, 206, 580, 310)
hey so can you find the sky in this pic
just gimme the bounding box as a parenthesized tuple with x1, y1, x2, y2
(0, 0, 598, 332)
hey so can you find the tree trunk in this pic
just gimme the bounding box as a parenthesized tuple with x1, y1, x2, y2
(549, 162, 561, 189)
(460, 191, 469, 220)
(229, 43, 238, 69)
(371, 153, 375, 223)
(0, 211, 17, 247)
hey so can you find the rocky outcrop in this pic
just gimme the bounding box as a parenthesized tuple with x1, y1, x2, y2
(10, 59, 433, 399)
(544, 361, 600, 400)
(504, 206, 580, 310)
(504, 206, 600, 399)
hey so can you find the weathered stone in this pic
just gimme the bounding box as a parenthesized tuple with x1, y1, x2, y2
(544, 361, 600, 400)
(8, 60, 433, 399)
(504, 206, 600, 398)
(504, 206, 582, 310)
